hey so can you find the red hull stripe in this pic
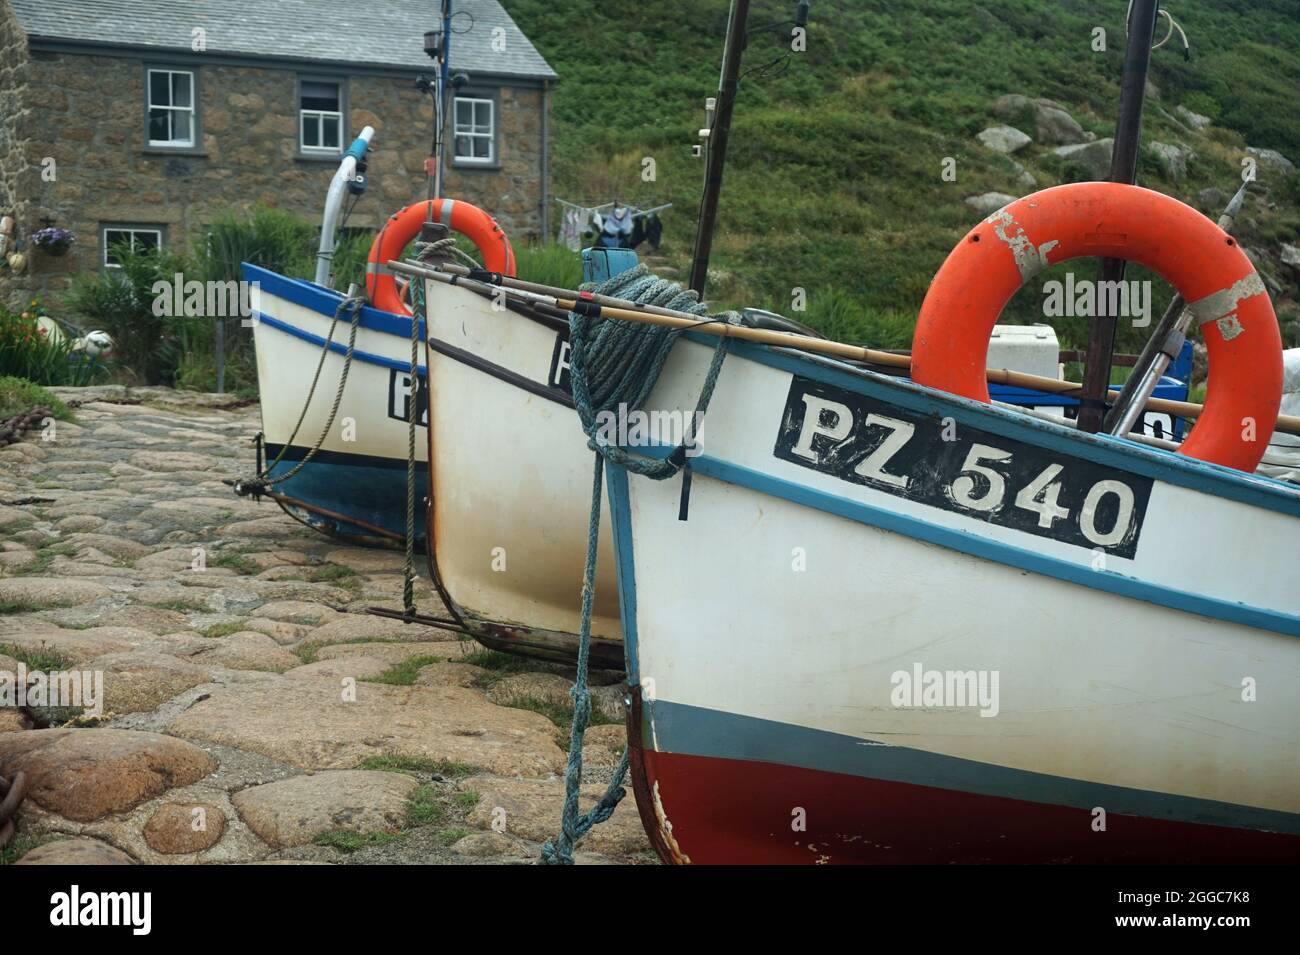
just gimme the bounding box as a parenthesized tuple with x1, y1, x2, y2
(643, 749, 1300, 864)
(643, 700, 1300, 838)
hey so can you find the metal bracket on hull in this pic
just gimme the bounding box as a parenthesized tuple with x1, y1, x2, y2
(365, 604, 474, 636)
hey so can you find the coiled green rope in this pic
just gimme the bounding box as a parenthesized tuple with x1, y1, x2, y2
(540, 265, 736, 865)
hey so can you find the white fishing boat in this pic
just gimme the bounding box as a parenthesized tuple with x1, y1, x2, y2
(589, 183, 1300, 863)
(419, 265, 624, 666)
(245, 263, 430, 546)
(241, 126, 515, 547)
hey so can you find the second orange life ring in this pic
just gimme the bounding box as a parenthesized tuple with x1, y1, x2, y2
(911, 182, 1282, 473)
(366, 198, 516, 316)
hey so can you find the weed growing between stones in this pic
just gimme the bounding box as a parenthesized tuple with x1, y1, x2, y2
(200, 621, 247, 639)
(406, 784, 442, 827)
(311, 830, 401, 854)
(461, 649, 549, 688)
(211, 552, 260, 575)
(141, 599, 204, 613)
(367, 655, 445, 686)
(0, 835, 54, 866)
(0, 641, 75, 671)
(292, 641, 323, 665)
(21, 543, 78, 576)
(505, 695, 622, 732)
(305, 564, 358, 583)
(437, 827, 472, 847)
(0, 600, 41, 615)
(308, 781, 463, 856)
(355, 756, 476, 779)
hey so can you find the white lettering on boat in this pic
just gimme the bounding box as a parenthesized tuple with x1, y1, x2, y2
(775, 377, 1152, 557)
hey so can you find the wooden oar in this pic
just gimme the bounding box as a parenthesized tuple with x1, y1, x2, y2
(394, 260, 1300, 438)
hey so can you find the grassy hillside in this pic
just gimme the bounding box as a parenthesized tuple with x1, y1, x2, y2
(508, 0, 1300, 352)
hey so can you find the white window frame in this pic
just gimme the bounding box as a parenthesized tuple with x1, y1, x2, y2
(453, 96, 495, 165)
(147, 69, 195, 147)
(300, 80, 343, 155)
(102, 227, 163, 268)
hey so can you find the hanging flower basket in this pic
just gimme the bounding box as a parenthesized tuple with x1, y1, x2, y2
(31, 227, 75, 257)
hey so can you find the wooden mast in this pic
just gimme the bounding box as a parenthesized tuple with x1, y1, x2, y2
(688, 0, 752, 296)
(1077, 0, 1161, 432)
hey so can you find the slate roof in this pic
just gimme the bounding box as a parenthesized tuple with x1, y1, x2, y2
(9, 0, 557, 79)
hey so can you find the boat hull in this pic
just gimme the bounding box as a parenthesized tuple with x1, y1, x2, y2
(609, 334, 1300, 864)
(421, 276, 624, 668)
(245, 265, 428, 547)
(632, 743, 1300, 864)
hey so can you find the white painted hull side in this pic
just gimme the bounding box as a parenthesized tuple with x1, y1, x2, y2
(423, 277, 623, 653)
(254, 296, 427, 468)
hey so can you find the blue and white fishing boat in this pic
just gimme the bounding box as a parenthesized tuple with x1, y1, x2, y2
(244, 261, 430, 546)
(582, 183, 1300, 864)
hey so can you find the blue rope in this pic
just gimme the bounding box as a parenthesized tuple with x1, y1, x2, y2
(540, 265, 735, 865)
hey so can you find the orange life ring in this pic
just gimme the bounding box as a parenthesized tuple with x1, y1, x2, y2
(366, 198, 516, 315)
(912, 182, 1282, 473)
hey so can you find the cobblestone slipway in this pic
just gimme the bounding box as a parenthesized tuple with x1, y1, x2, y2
(0, 387, 650, 865)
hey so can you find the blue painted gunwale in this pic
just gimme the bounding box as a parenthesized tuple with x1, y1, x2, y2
(242, 263, 427, 375)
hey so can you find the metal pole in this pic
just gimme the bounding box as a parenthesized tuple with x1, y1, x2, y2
(431, 0, 452, 200)
(1104, 180, 1247, 434)
(214, 317, 225, 394)
(1076, 0, 1160, 433)
(688, 0, 751, 296)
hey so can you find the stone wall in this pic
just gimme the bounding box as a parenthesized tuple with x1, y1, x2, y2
(0, 1, 34, 294)
(0, 43, 549, 307)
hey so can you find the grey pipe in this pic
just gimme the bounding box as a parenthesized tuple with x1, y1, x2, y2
(315, 126, 375, 287)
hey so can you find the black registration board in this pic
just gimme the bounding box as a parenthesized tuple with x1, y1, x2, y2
(548, 332, 573, 394)
(773, 376, 1152, 558)
(387, 369, 429, 427)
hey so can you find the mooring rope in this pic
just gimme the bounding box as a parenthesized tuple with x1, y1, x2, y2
(540, 265, 737, 865)
(416, 235, 480, 270)
(231, 293, 364, 497)
(403, 280, 428, 618)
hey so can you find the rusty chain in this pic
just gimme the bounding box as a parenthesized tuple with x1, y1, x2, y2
(0, 770, 28, 850)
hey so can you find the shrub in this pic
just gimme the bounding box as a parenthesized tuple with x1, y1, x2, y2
(0, 300, 105, 386)
(516, 242, 583, 289)
(170, 207, 319, 392)
(327, 230, 373, 293)
(66, 244, 182, 386)
(0, 375, 73, 421)
(195, 206, 316, 283)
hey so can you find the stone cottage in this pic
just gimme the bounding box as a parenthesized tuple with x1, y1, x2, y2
(0, 0, 556, 304)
